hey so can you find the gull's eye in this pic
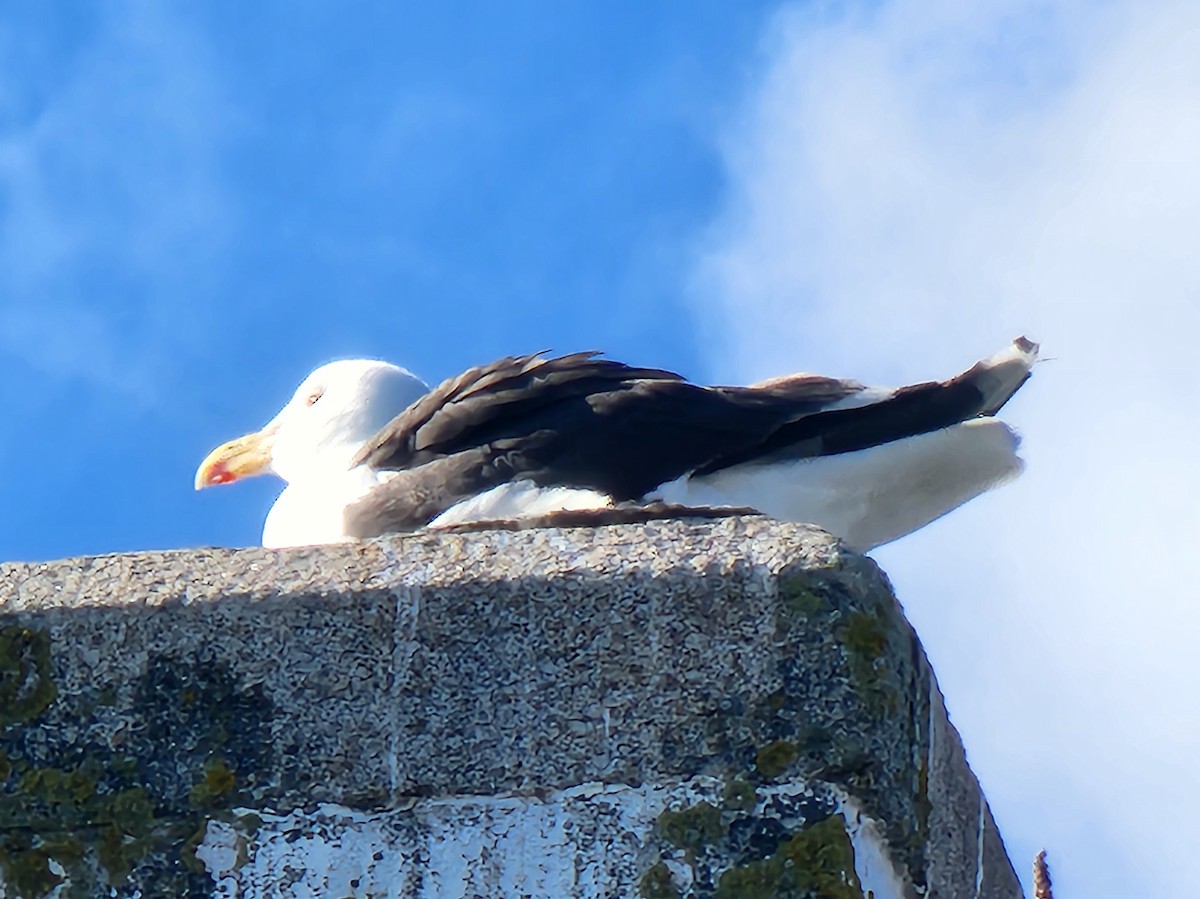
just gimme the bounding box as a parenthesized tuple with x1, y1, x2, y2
(305, 389, 324, 407)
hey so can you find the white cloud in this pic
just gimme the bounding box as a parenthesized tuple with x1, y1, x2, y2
(0, 5, 235, 406)
(692, 1, 1200, 895)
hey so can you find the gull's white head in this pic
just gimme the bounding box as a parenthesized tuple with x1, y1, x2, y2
(195, 359, 429, 489)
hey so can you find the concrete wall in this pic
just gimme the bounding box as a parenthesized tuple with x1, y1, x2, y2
(0, 518, 1022, 898)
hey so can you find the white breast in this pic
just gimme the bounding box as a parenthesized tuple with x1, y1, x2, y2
(428, 480, 613, 528)
(261, 468, 385, 549)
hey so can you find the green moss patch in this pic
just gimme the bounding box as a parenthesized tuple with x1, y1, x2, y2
(658, 800, 722, 852)
(755, 740, 799, 779)
(778, 574, 825, 618)
(721, 779, 758, 812)
(839, 610, 898, 714)
(189, 756, 237, 808)
(842, 612, 887, 661)
(639, 860, 681, 898)
(714, 814, 863, 899)
(0, 627, 57, 729)
(0, 766, 160, 897)
(0, 639, 271, 897)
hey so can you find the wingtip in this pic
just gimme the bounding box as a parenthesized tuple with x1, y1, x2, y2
(989, 335, 1040, 369)
(1014, 334, 1040, 357)
(972, 335, 1040, 415)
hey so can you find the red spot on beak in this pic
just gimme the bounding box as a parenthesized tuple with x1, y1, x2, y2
(195, 432, 272, 491)
(205, 464, 237, 486)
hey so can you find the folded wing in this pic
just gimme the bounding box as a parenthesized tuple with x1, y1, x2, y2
(345, 338, 1037, 541)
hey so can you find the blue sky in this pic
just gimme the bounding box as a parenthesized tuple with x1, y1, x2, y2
(1, 1, 770, 556)
(4, 2, 1199, 897)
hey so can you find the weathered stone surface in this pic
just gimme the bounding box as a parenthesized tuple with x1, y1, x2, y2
(0, 518, 1023, 898)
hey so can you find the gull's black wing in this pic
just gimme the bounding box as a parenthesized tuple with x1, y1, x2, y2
(343, 340, 1035, 537)
(343, 352, 859, 535)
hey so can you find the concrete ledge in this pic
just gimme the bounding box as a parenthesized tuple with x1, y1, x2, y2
(0, 518, 1022, 898)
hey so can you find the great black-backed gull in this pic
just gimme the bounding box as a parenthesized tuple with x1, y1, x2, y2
(195, 337, 1038, 549)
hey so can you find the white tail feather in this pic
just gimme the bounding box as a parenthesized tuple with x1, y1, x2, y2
(655, 419, 1023, 551)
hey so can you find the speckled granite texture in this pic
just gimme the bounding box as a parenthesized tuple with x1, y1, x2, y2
(0, 518, 1022, 898)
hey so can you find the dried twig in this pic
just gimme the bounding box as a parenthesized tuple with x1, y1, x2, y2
(1033, 849, 1054, 899)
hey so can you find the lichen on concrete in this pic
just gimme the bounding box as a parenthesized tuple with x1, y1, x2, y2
(720, 779, 757, 812)
(0, 626, 56, 728)
(643, 773, 874, 899)
(755, 740, 799, 780)
(840, 608, 899, 714)
(0, 634, 272, 896)
(713, 814, 864, 899)
(640, 860, 682, 899)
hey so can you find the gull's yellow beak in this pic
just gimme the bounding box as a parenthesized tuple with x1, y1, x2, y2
(194, 429, 275, 490)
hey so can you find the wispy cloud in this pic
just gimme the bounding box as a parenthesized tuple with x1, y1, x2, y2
(692, 1, 1200, 895)
(0, 4, 235, 407)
